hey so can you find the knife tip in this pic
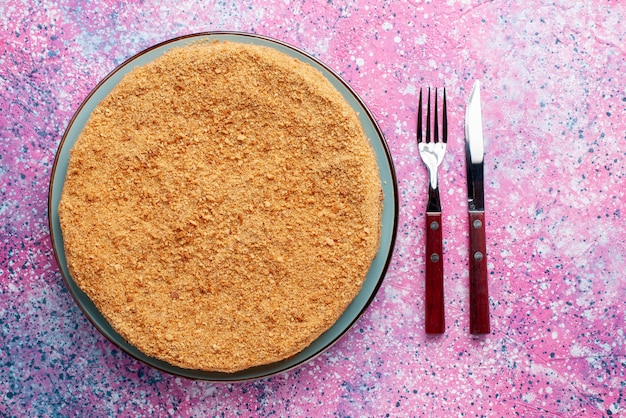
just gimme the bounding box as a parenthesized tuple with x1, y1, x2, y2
(471, 80, 481, 96)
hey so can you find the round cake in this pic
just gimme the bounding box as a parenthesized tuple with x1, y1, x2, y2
(58, 40, 382, 373)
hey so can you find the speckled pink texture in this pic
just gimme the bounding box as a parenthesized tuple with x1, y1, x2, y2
(1, 0, 625, 416)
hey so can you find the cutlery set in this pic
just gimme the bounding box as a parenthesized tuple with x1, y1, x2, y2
(416, 80, 490, 335)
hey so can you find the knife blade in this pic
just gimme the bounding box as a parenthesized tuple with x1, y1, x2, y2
(465, 80, 490, 335)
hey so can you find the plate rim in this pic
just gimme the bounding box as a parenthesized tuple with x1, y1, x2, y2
(47, 31, 399, 382)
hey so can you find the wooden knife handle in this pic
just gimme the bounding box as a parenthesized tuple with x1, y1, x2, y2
(468, 212, 490, 335)
(425, 212, 445, 334)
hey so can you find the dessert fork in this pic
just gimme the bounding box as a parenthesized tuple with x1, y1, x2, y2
(417, 88, 447, 334)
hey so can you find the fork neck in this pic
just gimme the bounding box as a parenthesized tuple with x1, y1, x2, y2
(427, 184, 442, 213)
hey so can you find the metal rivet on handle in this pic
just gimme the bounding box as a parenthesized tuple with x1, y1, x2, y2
(430, 221, 439, 230)
(473, 219, 482, 229)
(430, 253, 440, 263)
(473, 251, 483, 261)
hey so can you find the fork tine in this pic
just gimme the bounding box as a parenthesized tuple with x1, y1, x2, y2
(434, 88, 439, 143)
(442, 88, 448, 144)
(426, 88, 431, 143)
(417, 88, 423, 143)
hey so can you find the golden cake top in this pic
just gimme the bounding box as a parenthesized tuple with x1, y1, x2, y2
(59, 41, 382, 372)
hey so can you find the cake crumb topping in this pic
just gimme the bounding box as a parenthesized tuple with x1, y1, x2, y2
(59, 41, 382, 373)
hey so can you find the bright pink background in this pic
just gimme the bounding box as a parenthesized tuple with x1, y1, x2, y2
(1, 1, 624, 416)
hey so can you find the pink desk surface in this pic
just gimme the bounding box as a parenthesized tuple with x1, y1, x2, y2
(1, 1, 624, 416)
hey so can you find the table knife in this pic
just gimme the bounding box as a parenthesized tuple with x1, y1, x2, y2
(465, 80, 490, 335)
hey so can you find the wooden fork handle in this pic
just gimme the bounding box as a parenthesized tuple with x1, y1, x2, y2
(425, 212, 445, 334)
(469, 211, 490, 335)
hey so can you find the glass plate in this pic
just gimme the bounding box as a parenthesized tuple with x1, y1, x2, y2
(48, 32, 398, 382)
